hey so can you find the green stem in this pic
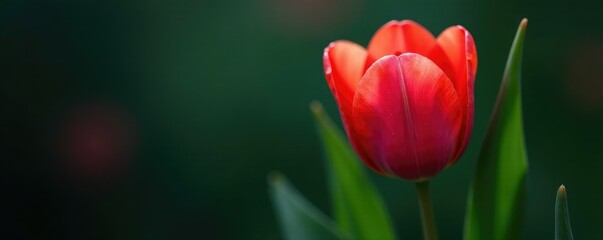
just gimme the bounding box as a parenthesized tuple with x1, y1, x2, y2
(416, 181, 438, 240)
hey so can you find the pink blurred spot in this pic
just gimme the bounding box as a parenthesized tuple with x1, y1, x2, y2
(263, 0, 364, 36)
(566, 41, 603, 110)
(60, 102, 136, 182)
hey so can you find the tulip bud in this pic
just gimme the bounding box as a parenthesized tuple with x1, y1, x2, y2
(323, 20, 477, 181)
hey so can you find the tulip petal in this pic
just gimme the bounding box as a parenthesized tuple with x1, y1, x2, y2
(352, 54, 462, 180)
(324, 41, 384, 173)
(365, 20, 439, 72)
(437, 26, 478, 165)
(324, 41, 367, 121)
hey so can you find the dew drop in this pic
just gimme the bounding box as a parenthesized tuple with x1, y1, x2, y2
(466, 52, 474, 60)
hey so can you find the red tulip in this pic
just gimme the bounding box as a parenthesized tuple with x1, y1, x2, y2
(323, 20, 477, 181)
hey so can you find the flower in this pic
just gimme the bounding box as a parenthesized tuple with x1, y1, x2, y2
(323, 20, 477, 181)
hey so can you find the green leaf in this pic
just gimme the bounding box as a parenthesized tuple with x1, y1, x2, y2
(464, 19, 529, 240)
(310, 102, 396, 240)
(555, 185, 574, 240)
(269, 172, 348, 240)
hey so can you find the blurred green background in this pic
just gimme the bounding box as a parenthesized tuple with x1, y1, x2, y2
(2, 0, 603, 239)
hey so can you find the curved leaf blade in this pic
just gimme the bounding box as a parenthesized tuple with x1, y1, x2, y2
(310, 102, 395, 240)
(555, 185, 574, 240)
(269, 172, 348, 240)
(464, 19, 529, 240)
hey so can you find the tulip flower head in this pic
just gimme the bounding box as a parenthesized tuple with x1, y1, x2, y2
(323, 20, 477, 181)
